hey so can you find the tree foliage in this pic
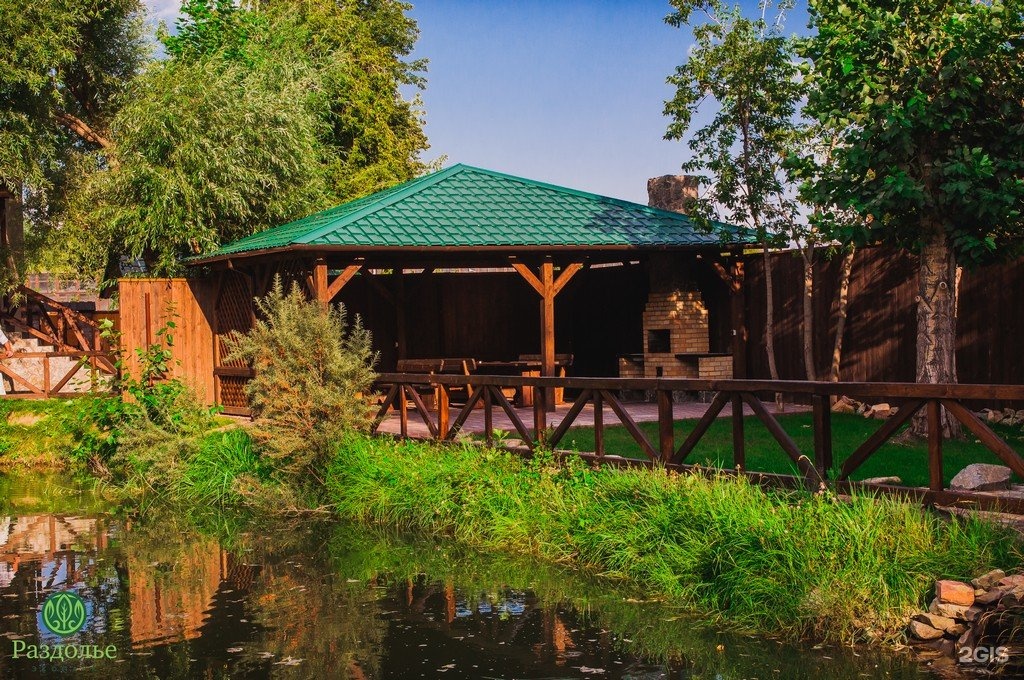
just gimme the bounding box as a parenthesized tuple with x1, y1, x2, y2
(65, 56, 327, 274)
(0, 0, 147, 286)
(664, 0, 803, 238)
(799, 0, 1024, 267)
(2, 0, 432, 281)
(224, 279, 377, 480)
(800, 0, 1024, 434)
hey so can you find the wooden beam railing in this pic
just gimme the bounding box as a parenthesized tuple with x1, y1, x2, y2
(1, 286, 115, 373)
(0, 351, 118, 398)
(370, 373, 1024, 514)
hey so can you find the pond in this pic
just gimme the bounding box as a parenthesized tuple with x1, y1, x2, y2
(0, 475, 943, 679)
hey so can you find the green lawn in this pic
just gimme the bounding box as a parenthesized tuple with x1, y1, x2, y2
(556, 411, 1024, 488)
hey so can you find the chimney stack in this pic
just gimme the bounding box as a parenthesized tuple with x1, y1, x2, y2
(647, 175, 698, 214)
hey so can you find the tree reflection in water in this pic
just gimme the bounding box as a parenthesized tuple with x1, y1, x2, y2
(0, 476, 931, 679)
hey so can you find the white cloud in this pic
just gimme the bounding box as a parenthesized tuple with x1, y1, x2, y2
(143, 0, 180, 27)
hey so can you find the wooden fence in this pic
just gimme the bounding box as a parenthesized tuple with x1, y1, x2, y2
(117, 278, 217, 403)
(744, 248, 1024, 388)
(371, 373, 1024, 514)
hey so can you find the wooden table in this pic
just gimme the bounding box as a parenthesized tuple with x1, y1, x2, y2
(476, 360, 570, 406)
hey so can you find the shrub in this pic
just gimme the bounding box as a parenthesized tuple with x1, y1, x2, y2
(224, 278, 377, 480)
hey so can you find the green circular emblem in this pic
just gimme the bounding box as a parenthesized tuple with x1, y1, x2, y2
(41, 591, 87, 636)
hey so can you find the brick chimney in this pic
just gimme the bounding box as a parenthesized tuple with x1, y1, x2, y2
(647, 175, 698, 214)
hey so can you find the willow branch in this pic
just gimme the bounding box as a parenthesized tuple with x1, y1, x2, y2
(54, 111, 113, 150)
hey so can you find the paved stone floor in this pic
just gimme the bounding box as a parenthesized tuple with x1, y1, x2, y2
(376, 398, 811, 439)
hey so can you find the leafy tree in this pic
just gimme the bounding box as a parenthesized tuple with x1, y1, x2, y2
(0, 0, 147, 286)
(65, 55, 328, 275)
(224, 279, 377, 480)
(800, 0, 1024, 436)
(664, 0, 804, 381)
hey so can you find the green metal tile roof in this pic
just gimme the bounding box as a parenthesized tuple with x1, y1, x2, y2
(193, 164, 748, 261)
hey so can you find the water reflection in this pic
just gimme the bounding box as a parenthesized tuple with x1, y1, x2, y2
(0, 476, 938, 679)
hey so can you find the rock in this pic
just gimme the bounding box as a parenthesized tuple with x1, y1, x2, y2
(975, 588, 1007, 606)
(950, 463, 1012, 492)
(945, 623, 967, 637)
(936, 580, 976, 607)
(912, 613, 957, 632)
(963, 605, 986, 623)
(832, 396, 858, 414)
(503, 438, 525, 449)
(983, 408, 1004, 423)
(997, 574, 1024, 588)
(908, 620, 945, 641)
(972, 568, 1006, 589)
(928, 598, 970, 619)
(865, 403, 892, 419)
(861, 476, 903, 486)
(998, 591, 1021, 609)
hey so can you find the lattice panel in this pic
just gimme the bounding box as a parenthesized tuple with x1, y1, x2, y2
(215, 273, 254, 368)
(218, 376, 250, 409)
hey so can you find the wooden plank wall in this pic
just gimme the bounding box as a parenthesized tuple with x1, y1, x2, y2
(117, 278, 217, 403)
(743, 247, 1024, 386)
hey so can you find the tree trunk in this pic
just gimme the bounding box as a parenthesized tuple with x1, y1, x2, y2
(801, 245, 816, 381)
(762, 241, 780, 384)
(829, 246, 854, 384)
(909, 232, 963, 438)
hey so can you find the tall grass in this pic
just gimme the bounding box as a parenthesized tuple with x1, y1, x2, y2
(325, 435, 1023, 642)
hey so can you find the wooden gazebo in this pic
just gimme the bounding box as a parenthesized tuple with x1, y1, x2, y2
(174, 164, 749, 412)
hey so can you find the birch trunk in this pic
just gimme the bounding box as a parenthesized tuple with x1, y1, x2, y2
(909, 232, 963, 438)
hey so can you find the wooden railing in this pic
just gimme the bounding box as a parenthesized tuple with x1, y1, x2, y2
(371, 373, 1024, 514)
(0, 351, 117, 398)
(1, 285, 115, 371)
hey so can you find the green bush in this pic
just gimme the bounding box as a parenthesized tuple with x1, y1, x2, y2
(224, 278, 377, 480)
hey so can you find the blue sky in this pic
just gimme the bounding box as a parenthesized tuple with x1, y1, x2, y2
(145, 1, 801, 204)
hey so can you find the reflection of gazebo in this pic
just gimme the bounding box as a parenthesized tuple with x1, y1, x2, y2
(133, 164, 749, 413)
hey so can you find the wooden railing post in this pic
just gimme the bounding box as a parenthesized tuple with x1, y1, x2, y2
(657, 389, 674, 463)
(533, 383, 547, 445)
(42, 355, 51, 397)
(731, 393, 745, 470)
(928, 399, 943, 492)
(399, 384, 409, 439)
(483, 385, 493, 445)
(593, 390, 604, 458)
(437, 384, 450, 440)
(812, 394, 833, 478)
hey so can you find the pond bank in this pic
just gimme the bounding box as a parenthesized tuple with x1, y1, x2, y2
(3, 396, 1023, 655)
(0, 474, 942, 678)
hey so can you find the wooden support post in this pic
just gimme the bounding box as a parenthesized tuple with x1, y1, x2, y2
(657, 389, 673, 462)
(510, 258, 583, 413)
(731, 394, 745, 470)
(313, 258, 329, 305)
(395, 270, 408, 360)
(730, 259, 746, 379)
(540, 261, 556, 413)
(593, 389, 604, 457)
(812, 394, 833, 477)
(928, 400, 943, 492)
